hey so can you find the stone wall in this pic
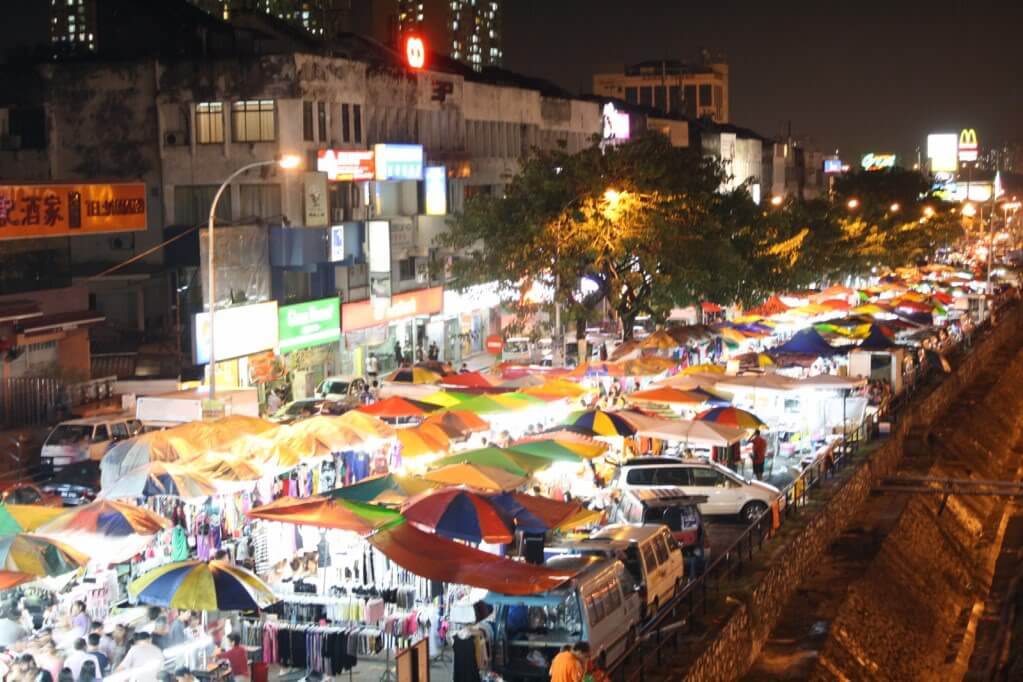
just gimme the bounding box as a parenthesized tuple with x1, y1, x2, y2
(680, 306, 1023, 682)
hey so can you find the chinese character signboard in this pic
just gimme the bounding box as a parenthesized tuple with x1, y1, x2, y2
(342, 286, 443, 332)
(374, 144, 424, 181)
(0, 183, 146, 241)
(278, 298, 341, 353)
(317, 149, 375, 181)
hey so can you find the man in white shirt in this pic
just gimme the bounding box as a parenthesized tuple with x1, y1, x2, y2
(64, 639, 101, 680)
(116, 631, 164, 682)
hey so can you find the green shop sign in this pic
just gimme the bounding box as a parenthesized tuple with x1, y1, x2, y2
(278, 298, 341, 352)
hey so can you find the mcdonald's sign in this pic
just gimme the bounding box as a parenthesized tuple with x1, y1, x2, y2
(959, 128, 979, 163)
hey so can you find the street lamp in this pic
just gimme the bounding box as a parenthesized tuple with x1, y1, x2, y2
(207, 154, 301, 401)
(922, 205, 936, 218)
(889, 202, 900, 213)
(770, 195, 783, 207)
(846, 198, 859, 210)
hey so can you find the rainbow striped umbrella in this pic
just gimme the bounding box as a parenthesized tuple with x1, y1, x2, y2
(128, 560, 277, 611)
(563, 410, 637, 437)
(695, 406, 767, 430)
(37, 500, 171, 537)
(0, 534, 88, 577)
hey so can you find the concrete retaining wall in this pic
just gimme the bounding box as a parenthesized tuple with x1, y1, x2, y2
(681, 307, 1023, 682)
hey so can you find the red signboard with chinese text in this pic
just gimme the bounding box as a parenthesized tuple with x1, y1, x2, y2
(342, 287, 443, 332)
(0, 183, 147, 241)
(485, 335, 504, 355)
(317, 150, 375, 182)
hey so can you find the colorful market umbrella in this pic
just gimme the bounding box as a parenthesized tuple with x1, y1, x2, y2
(246, 496, 402, 534)
(129, 560, 277, 611)
(403, 488, 513, 544)
(439, 372, 497, 389)
(0, 534, 88, 577)
(627, 387, 709, 405)
(522, 379, 589, 400)
(510, 435, 607, 459)
(0, 505, 66, 533)
(454, 395, 509, 415)
(620, 356, 677, 376)
(356, 396, 428, 419)
(422, 463, 528, 492)
(681, 363, 725, 376)
(563, 410, 637, 437)
(383, 367, 441, 384)
(0, 572, 35, 590)
(695, 406, 767, 430)
(419, 391, 465, 409)
(433, 447, 550, 477)
(505, 440, 584, 463)
(566, 361, 625, 379)
(283, 416, 367, 452)
(416, 419, 463, 441)
(101, 462, 217, 499)
(489, 493, 585, 533)
(37, 500, 170, 537)
(424, 410, 491, 436)
(329, 474, 439, 506)
(336, 411, 398, 440)
(638, 330, 679, 351)
(395, 426, 449, 459)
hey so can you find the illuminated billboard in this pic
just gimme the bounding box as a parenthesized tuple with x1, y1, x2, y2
(958, 128, 979, 163)
(373, 144, 424, 181)
(823, 159, 844, 174)
(424, 166, 447, 215)
(601, 103, 630, 142)
(861, 153, 896, 171)
(317, 149, 374, 181)
(927, 133, 958, 173)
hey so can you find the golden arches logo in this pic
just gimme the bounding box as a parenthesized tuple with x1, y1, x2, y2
(959, 129, 978, 148)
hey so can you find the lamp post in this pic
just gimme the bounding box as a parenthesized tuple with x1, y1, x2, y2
(207, 154, 301, 401)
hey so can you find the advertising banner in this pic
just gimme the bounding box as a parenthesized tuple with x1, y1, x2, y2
(342, 287, 443, 332)
(374, 144, 424, 181)
(193, 301, 278, 365)
(317, 149, 375, 182)
(0, 182, 146, 240)
(927, 133, 958, 173)
(278, 298, 341, 353)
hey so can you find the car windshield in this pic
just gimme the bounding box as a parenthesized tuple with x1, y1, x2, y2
(51, 462, 99, 485)
(45, 425, 92, 446)
(504, 592, 582, 639)
(325, 381, 350, 395)
(279, 401, 314, 416)
(505, 340, 529, 354)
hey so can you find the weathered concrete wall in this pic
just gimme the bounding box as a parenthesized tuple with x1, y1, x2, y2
(680, 306, 1023, 682)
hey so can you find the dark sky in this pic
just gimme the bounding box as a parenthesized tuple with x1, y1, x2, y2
(503, 0, 1023, 165)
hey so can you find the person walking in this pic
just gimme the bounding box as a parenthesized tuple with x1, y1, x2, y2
(750, 429, 768, 481)
(549, 644, 584, 682)
(366, 353, 380, 381)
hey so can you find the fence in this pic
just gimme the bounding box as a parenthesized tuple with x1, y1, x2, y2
(0, 375, 118, 428)
(608, 306, 1007, 682)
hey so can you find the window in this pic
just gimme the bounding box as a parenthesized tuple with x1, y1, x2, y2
(318, 101, 327, 141)
(232, 100, 275, 142)
(303, 101, 314, 141)
(653, 467, 690, 486)
(714, 86, 723, 111)
(639, 87, 652, 107)
(92, 425, 109, 443)
(341, 104, 351, 143)
(398, 257, 416, 281)
(699, 84, 712, 107)
(174, 185, 232, 226)
(110, 423, 129, 440)
(684, 85, 697, 116)
(239, 184, 282, 220)
(195, 102, 223, 144)
(353, 104, 362, 143)
(625, 468, 656, 485)
(669, 86, 681, 111)
(6, 107, 46, 149)
(652, 535, 670, 565)
(641, 542, 658, 571)
(654, 86, 666, 112)
(691, 468, 726, 488)
(624, 87, 637, 104)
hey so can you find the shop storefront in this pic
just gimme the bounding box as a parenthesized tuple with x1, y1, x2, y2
(443, 284, 502, 364)
(278, 297, 342, 399)
(340, 286, 444, 375)
(194, 301, 278, 391)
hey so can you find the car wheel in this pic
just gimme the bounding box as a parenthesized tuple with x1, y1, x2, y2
(740, 501, 769, 523)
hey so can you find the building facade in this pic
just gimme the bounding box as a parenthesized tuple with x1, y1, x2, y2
(395, 0, 502, 70)
(593, 59, 729, 123)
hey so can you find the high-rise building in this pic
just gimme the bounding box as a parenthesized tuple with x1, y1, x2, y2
(50, 0, 98, 53)
(593, 59, 730, 123)
(395, 0, 502, 70)
(188, 0, 335, 36)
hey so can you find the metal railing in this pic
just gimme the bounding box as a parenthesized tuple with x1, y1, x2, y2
(607, 306, 1011, 681)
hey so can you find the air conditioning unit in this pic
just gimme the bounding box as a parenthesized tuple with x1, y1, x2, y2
(164, 130, 187, 146)
(0, 135, 21, 151)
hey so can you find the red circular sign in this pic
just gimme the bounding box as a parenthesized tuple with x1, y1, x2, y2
(485, 335, 504, 355)
(405, 36, 426, 70)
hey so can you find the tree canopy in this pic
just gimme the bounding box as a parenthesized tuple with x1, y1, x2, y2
(440, 134, 962, 339)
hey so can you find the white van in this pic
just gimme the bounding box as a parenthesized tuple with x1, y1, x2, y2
(41, 414, 142, 469)
(562, 525, 685, 618)
(501, 337, 531, 364)
(487, 556, 642, 675)
(615, 457, 781, 523)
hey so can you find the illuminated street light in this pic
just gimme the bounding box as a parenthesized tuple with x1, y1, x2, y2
(846, 198, 859, 210)
(770, 195, 783, 207)
(207, 153, 301, 401)
(889, 202, 900, 213)
(962, 203, 977, 218)
(922, 205, 935, 218)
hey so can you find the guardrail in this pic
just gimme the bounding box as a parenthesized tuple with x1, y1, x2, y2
(607, 305, 1009, 682)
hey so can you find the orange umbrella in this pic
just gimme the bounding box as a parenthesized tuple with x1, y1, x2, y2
(628, 387, 708, 405)
(423, 463, 528, 492)
(424, 410, 491, 436)
(356, 397, 428, 419)
(395, 426, 449, 459)
(246, 496, 401, 534)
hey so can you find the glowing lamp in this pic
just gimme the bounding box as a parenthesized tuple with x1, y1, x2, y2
(405, 35, 426, 70)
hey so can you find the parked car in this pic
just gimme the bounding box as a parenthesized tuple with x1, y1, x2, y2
(614, 457, 781, 523)
(41, 461, 101, 506)
(314, 376, 367, 405)
(269, 399, 325, 424)
(487, 556, 642, 677)
(610, 487, 710, 577)
(555, 524, 684, 618)
(41, 415, 142, 470)
(0, 482, 63, 507)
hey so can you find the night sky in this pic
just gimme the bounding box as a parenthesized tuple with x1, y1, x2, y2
(503, 0, 1023, 165)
